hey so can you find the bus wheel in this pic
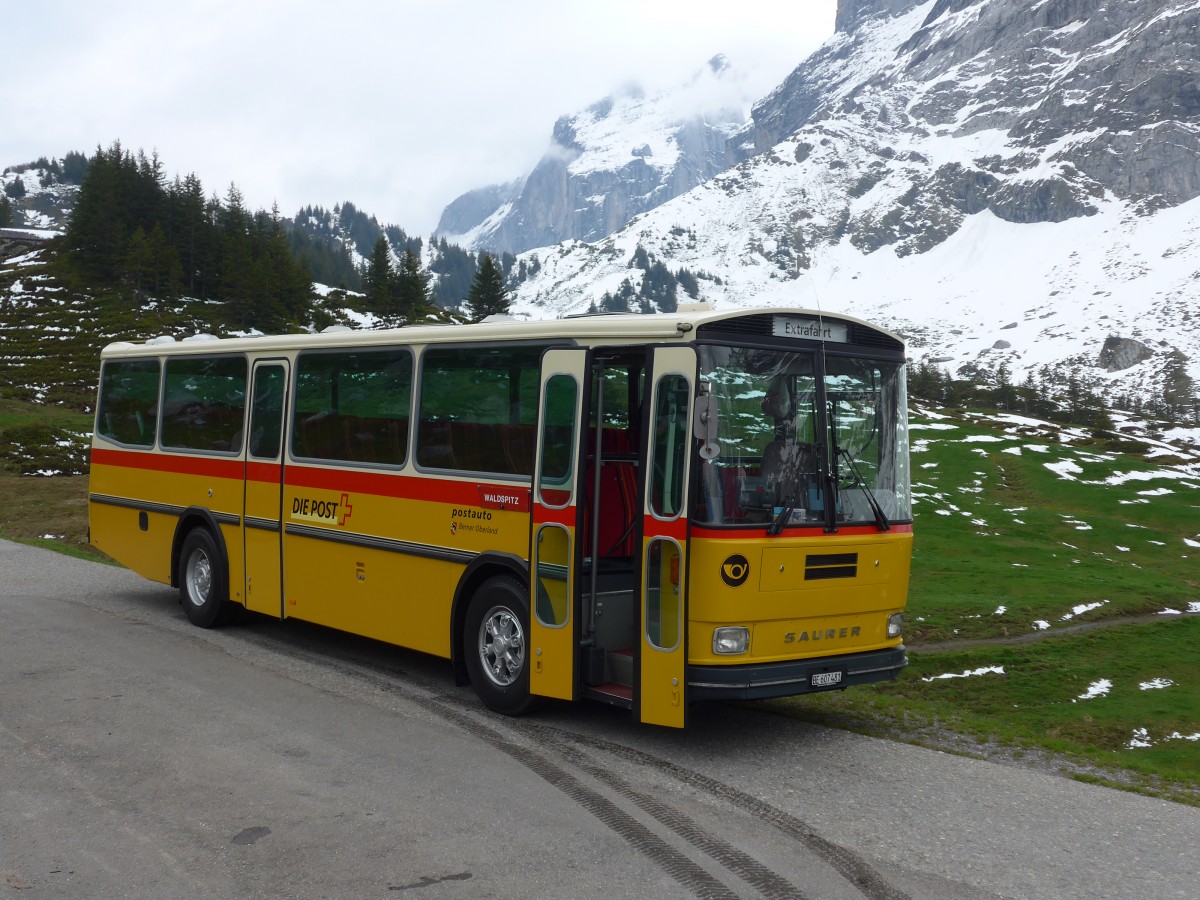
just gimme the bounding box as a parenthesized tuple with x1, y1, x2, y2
(464, 576, 534, 716)
(178, 528, 231, 628)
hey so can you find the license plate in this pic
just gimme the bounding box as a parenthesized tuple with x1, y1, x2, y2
(811, 670, 843, 688)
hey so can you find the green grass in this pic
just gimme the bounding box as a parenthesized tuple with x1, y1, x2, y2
(0, 472, 99, 560)
(891, 620, 1199, 778)
(905, 411, 1199, 642)
(765, 619, 1200, 802)
(0, 398, 93, 475)
(765, 406, 1200, 804)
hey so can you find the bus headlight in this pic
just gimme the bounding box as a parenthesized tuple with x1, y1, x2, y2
(887, 613, 904, 639)
(713, 626, 750, 655)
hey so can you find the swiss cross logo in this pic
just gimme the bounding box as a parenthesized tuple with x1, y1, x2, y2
(338, 493, 353, 526)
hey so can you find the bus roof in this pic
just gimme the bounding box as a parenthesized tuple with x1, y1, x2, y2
(99, 305, 905, 358)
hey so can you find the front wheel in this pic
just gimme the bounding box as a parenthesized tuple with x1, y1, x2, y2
(463, 576, 534, 716)
(178, 528, 232, 628)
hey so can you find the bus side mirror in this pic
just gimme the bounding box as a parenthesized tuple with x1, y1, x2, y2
(693, 385, 720, 460)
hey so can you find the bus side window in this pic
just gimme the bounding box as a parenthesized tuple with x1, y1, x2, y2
(416, 345, 545, 477)
(292, 348, 412, 467)
(97, 358, 161, 448)
(160, 356, 247, 453)
(649, 374, 689, 518)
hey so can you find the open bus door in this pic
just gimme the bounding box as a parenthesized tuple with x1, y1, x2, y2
(529, 348, 588, 702)
(637, 346, 695, 727)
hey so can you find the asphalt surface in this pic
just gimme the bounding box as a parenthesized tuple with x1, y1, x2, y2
(1, 538, 1197, 899)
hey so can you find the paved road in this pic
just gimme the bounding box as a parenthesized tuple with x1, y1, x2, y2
(1, 539, 1196, 898)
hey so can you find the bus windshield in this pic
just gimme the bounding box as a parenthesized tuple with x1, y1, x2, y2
(695, 345, 911, 529)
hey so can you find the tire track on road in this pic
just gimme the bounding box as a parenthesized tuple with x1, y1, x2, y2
(230, 623, 907, 900)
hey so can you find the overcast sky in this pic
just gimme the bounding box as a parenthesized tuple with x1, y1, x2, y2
(6, 1, 837, 235)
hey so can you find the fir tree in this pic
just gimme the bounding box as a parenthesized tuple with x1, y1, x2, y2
(600, 278, 636, 313)
(463, 252, 509, 321)
(395, 247, 434, 323)
(166, 173, 210, 296)
(61, 150, 89, 184)
(429, 240, 478, 307)
(219, 183, 257, 328)
(364, 236, 394, 320)
(676, 267, 699, 299)
(639, 260, 678, 312)
(1159, 350, 1197, 423)
(0, 194, 12, 228)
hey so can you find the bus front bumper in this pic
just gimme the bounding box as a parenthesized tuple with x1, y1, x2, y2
(686, 646, 908, 702)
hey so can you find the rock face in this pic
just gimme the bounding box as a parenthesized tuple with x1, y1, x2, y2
(503, 0, 1200, 412)
(739, 0, 1200, 242)
(435, 57, 747, 255)
(434, 180, 522, 240)
(835, 0, 923, 34)
(1099, 337, 1154, 372)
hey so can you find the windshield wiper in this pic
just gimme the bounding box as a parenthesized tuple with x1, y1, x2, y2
(767, 503, 794, 537)
(838, 447, 891, 531)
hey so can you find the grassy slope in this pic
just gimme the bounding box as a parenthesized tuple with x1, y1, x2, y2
(767, 407, 1200, 802)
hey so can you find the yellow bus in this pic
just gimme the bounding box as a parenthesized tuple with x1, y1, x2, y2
(89, 305, 912, 727)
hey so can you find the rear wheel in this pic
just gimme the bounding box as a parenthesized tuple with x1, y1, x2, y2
(178, 528, 232, 628)
(463, 576, 534, 716)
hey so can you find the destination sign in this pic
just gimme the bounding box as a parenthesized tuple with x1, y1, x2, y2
(773, 316, 848, 343)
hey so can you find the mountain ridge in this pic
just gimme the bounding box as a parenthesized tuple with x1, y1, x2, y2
(434, 55, 753, 255)
(501, 0, 1200, 421)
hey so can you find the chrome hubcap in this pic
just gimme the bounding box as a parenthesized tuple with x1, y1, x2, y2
(478, 605, 525, 687)
(185, 548, 212, 608)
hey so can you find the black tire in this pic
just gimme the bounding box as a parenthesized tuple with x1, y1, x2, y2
(463, 575, 534, 716)
(177, 528, 232, 628)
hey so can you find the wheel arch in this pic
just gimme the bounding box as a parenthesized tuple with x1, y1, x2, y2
(450, 552, 529, 686)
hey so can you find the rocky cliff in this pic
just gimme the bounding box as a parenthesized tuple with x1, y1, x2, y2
(506, 0, 1200, 415)
(435, 56, 749, 255)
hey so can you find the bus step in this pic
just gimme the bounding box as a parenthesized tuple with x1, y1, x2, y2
(583, 683, 632, 709)
(607, 648, 633, 686)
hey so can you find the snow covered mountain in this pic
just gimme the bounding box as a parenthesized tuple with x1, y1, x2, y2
(505, 0, 1200, 416)
(435, 55, 751, 255)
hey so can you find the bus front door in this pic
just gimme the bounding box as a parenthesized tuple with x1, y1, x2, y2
(638, 346, 695, 728)
(529, 348, 587, 701)
(242, 359, 289, 618)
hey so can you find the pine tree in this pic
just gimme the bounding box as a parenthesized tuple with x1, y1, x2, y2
(429, 241, 477, 306)
(677, 267, 699, 299)
(219, 183, 259, 328)
(1160, 350, 1196, 423)
(994, 362, 1016, 410)
(463, 252, 509, 321)
(61, 150, 89, 184)
(364, 236, 394, 321)
(638, 260, 677, 313)
(395, 247, 434, 323)
(0, 194, 12, 227)
(121, 226, 151, 297)
(166, 173, 210, 296)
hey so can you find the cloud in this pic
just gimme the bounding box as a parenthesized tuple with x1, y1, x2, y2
(5, 0, 835, 233)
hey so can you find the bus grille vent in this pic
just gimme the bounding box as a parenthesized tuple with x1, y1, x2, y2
(804, 552, 858, 580)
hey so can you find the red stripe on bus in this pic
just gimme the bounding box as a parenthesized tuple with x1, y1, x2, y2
(283, 463, 532, 508)
(644, 515, 688, 541)
(689, 522, 913, 539)
(91, 448, 534, 510)
(246, 460, 282, 483)
(533, 504, 576, 527)
(91, 447, 244, 480)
